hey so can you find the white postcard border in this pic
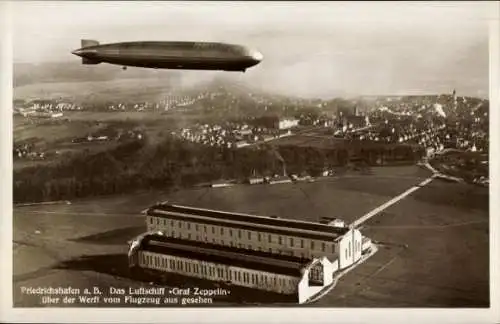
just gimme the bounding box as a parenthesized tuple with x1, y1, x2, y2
(1, 1, 499, 323)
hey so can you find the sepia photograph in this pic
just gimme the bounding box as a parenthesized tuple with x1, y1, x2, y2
(2, 0, 499, 322)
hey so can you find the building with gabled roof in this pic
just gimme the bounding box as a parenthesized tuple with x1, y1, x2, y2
(128, 232, 337, 303)
(144, 202, 363, 270)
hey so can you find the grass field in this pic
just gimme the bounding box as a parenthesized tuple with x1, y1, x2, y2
(12, 165, 489, 307)
(14, 111, 201, 141)
(13, 78, 176, 103)
(272, 134, 349, 149)
(13, 118, 106, 144)
(12, 109, 204, 172)
(316, 180, 489, 307)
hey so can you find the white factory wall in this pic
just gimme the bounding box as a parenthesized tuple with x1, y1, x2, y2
(353, 229, 363, 262)
(138, 251, 300, 295)
(337, 228, 363, 269)
(297, 257, 337, 304)
(146, 215, 363, 270)
(147, 215, 338, 259)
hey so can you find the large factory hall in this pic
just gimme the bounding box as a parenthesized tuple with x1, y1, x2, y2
(128, 202, 373, 303)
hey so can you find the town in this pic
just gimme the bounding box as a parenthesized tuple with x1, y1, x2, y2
(13, 84, 489, 191)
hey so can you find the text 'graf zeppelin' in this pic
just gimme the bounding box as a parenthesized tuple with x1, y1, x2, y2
(20, 286, 230, 306)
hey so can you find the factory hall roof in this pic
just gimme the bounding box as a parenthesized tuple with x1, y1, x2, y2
(138, 234, 314, 276)
(146, 203, 350, 241)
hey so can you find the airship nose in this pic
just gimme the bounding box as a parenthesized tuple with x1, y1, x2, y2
(71, 48, 97, 57)
(72, 48, 84, 57)
(250, 50, 263, 63)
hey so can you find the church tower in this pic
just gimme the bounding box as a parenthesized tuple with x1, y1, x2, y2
(452, 89, 457, 110)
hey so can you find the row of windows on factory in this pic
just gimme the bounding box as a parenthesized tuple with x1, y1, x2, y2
(139, 252, 296, 292)
(148, 216, 335, 253)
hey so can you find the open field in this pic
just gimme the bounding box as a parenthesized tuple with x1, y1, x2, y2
(271, 134, 349, 149)
(14, 111, 201, 144)
(13, 78, 177, 103)
(64, 111, 180, 122)
(12, 166, 489, 307)
(63, 111, 202, 132)
(13, 117, 107, 144)
(13, 110, 203, 171)
(271, 133, 402, 150)
(314, 180, 489, 307)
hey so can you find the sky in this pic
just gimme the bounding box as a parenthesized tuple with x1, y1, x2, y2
(10, 1, 496, 98)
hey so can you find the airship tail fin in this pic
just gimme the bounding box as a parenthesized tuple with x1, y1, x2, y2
(81, 39, 99, 48)
(79, 39, 100, 64)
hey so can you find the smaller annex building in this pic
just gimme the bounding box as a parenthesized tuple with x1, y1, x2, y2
(128, 232, 337, 304)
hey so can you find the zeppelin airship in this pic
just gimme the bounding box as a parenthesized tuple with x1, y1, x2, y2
(71, 39, 263, 72)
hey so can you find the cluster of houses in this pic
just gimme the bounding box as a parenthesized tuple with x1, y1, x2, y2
(298, 114, 336, 128)
(210, 169, 336, 189)
(106, 95, 199, 112)
(14, 100, 81, 119)
(16, 92, 209, 115)
(338, 93, 488, 157)
(15, 100, 81, 112)
(13, 143, 46, 160)
(473, 176, 489, 187)
(174, 120, 294, 149)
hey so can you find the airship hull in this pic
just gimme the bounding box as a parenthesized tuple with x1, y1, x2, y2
(73, 40, 263, 72)
(88, 56, 250, 71)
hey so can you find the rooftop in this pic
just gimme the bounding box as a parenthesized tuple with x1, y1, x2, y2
(138, 234, 312, 276)
(147, 203, 350, 241)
